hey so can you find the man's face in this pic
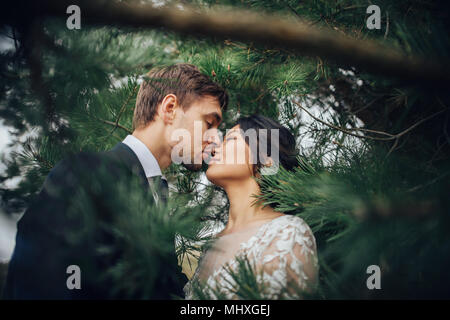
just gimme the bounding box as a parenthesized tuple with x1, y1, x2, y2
(169, 95, 222, 171)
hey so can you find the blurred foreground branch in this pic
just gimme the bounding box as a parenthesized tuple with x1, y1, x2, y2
(13, 0, 450, 85)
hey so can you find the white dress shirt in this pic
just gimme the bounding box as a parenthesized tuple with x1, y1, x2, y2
(122, 135, 164, 179)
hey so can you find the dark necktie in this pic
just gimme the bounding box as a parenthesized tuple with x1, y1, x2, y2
(147, 176, 168, 206)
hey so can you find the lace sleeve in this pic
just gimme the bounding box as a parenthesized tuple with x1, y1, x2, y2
(252, 216, 319, 299)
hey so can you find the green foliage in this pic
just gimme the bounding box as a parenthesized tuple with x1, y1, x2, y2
(191, 255, 271, 300)
(255, 150, 450, 299)
(1, 0, 449, 299)
(57, 159, 207, 299)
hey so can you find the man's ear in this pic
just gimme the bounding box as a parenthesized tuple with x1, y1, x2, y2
(159, 93, 179, 124)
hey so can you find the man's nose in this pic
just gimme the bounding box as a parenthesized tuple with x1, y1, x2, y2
(205, 129, 222, 146)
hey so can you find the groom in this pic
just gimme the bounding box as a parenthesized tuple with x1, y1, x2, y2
(3, 63, 228, 299)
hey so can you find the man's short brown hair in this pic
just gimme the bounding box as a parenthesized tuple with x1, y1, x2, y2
(133, 63, 228, 129)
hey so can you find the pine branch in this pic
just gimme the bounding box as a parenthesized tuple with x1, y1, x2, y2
(25, 21, 59, 133)
(97, 117, 132, 134)
(27, 0, 450, 84)
(106, 82, 138, 138)
(293, 100, 448, 142)
(23, 140, 54, 171)
(309, 5, 365, 26)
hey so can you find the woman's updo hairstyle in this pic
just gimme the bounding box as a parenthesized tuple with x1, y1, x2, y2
(235, 114, 299, 175)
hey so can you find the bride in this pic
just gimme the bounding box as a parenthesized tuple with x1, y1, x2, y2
(184, 115, 319, 300)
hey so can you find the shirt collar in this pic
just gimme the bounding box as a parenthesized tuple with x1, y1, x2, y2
(122, 135, 163, 178)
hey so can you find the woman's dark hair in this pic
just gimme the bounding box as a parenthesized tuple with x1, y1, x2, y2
(236, 114, 299, 175)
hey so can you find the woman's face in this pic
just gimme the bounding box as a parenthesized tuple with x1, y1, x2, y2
(205, 125, 255, 186)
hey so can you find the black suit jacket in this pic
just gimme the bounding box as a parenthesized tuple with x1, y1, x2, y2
(3, 142, 188, 299)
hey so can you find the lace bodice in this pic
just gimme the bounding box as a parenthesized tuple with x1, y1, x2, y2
(184, 215, 319, 299)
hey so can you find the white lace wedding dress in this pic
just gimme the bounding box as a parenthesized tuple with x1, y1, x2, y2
(184, 214, 319, 299)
